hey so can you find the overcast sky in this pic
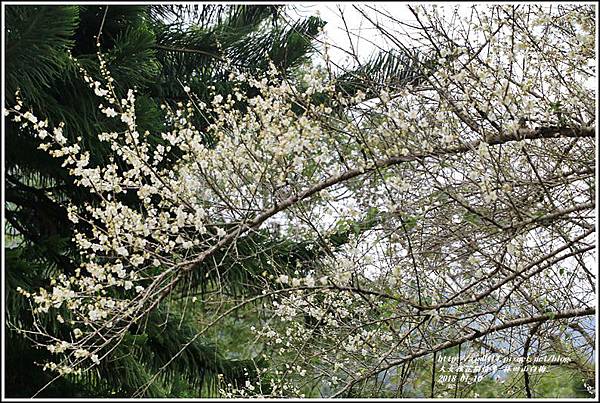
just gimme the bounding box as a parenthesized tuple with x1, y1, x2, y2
(286, 3, 415, 68)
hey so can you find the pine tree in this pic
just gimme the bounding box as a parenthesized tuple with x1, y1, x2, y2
(4, 5, 325, 397)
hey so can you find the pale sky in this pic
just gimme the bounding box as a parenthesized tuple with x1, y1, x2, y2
(286, 3, 414, 69)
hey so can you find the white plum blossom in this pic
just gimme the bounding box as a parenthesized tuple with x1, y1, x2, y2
(101, 106, 118, 117)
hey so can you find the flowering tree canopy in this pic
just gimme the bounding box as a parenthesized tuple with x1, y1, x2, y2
(6, 3, 596, 398)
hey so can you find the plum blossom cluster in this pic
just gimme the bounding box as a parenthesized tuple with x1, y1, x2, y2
(7, 46, 380, 375)
(6, 4, 595, 396)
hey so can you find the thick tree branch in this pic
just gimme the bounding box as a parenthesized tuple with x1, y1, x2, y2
(179, 124, 595, 271)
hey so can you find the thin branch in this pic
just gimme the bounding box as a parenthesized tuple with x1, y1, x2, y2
(332, 306, 595, 397)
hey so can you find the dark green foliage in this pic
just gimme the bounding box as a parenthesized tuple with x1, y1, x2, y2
(305, 50, 437, 110)
(335, 50, 429, 96)
(179, 207, 384, 299)
(181, 229, 321, 298)
(227, 15, 325, 71)
(132, 307, 259, 395)
(5, 5, 79, 106)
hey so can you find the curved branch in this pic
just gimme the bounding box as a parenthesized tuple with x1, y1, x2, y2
(332, 306, 595, 397)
